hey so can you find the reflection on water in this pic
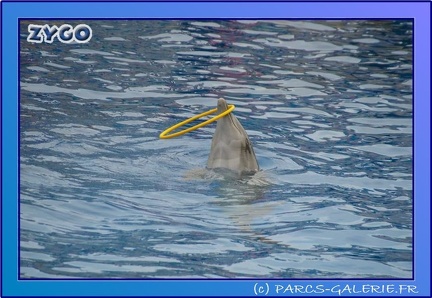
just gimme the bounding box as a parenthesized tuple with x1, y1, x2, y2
(20, 20, 412, 278)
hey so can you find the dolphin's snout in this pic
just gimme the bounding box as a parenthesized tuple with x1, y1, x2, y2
(217, 98, 229, 114)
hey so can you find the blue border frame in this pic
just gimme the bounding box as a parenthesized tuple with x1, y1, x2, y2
(2, 1, 431, 297)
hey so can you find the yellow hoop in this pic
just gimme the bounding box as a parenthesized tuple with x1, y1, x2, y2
(160, 104, 235, 139)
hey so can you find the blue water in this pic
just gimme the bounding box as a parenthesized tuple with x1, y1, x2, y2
(20, 20, 412, 278)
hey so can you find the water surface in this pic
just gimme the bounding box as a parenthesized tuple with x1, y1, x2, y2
(20, 20, 412, 278)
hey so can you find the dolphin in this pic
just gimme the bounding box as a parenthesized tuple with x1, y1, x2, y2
(207, 98, 259, 175)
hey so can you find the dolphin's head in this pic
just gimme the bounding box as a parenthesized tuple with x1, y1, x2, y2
(207, 98, 259, 176)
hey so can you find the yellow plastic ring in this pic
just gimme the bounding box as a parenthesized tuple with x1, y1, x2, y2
(160, 104, 235, 139)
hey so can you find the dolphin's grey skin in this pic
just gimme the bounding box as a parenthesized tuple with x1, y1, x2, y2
(207, 98, 259, 175)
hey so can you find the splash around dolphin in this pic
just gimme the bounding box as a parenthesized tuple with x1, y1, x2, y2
(207, 98, 259, 175)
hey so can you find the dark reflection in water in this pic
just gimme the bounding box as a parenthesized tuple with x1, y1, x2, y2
(20, 20, 412, 278)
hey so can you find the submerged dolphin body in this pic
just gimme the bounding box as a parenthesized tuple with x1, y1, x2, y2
(207, 98, 259, 175)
